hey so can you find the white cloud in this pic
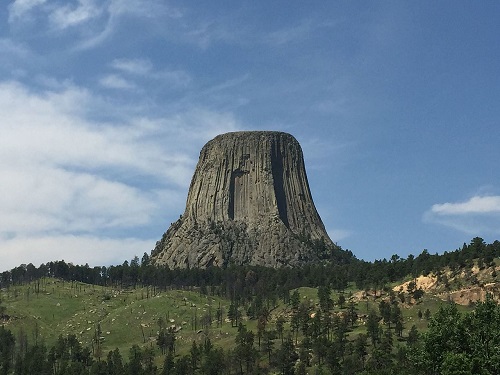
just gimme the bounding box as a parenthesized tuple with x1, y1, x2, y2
(328, 229, 352, 242)
(109, 58, 192, 88)
(153, 70, 192, 88)
(107, 0, 165, 18)
(8, 0, 47, 22)
(74, 0, 179, 49)
(424, 195, 500, 235)
(49, 0, 103, 30)
(264, 19, 335, 46)
(0, 166, 158, 234)
(0, 38, 31, 60)
(111, 58, 153, 75)
(8, 0, 172, 50)
(0, 81, 203, 184)
(99, 74, 135, 90)
(0, 80, 240, 271)
(0, 39, 33, 79)
(0, 82, 161, 235)
(430, 196, 500, 215)
(185, 21, 231, 49)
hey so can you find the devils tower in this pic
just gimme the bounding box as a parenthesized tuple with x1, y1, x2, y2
(151, 131, 335, 268)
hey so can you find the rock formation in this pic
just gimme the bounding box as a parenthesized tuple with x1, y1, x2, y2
(151, 131, 335, 268)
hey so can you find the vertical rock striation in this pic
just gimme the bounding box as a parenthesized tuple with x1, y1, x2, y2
(152, 131, 335, 268)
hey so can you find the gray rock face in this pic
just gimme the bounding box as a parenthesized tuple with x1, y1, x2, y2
(152, 131, 334, 268)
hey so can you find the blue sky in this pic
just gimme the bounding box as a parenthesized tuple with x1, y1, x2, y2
(1, 1, 500, 271)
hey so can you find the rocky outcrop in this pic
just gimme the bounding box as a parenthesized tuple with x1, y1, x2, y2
(152, 131, 335, 268)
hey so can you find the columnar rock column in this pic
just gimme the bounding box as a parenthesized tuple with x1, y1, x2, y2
(152, 131, 334, 268)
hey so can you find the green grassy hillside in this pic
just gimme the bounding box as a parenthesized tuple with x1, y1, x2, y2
(1, 279, 241, 356)
(3, 264, 496, 356)
(1, 256, 499, 374)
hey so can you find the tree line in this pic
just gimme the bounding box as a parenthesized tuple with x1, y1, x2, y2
(1, 237, 498, 301)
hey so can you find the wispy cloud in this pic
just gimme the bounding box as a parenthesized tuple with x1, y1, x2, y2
(264, 19, 335, 46)
(109, 58, 191, 88)
(74, 0, 182, 50)
(424, 195, 500, 235)
(111, 58, 153, 75)
(154, 70, 192, 88)
(0, 39, 33, 75)
(430, 196, 500, 215)
(265, 20, 315, 46)
(328, 229, 352, 242)
(49, 0, 103, 30)
(184, 21, 236, 49)
(99, 74, 135, 90)
(7, 0, 173, 50)
(8, 0, 47, 23)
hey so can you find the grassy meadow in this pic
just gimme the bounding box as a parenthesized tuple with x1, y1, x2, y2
(1, 276, 477, 361)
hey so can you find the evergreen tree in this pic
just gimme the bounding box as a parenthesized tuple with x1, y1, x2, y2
(337, 294, 346, 309)
(354, 333, 368, 368)
(391, 304, 404, 336)
(347, 301, 358, 328)
(234, 324, 257, 375)
(275, 316, 286, 344)
(379, 300, 391, 328)
(407, 325, 419, 347)
(317, 285, 333, 312)
(190, 341, 201, 373)
(161, 351, 175, 375)
(290, 290, 300, 311)
(276, 335, 297, 375)
(0, 326, 15, 375)
(126, 345, 143, 375)
(366, 309, 380, 346)
(200, 347, 226, 375)
(262, 329, 276, 362)
(107, 348, 124, 375)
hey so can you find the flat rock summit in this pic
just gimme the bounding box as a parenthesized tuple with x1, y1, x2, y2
(151, 131, 335, 268)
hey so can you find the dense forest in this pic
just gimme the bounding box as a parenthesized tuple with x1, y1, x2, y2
(0, 237, 499, 375)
